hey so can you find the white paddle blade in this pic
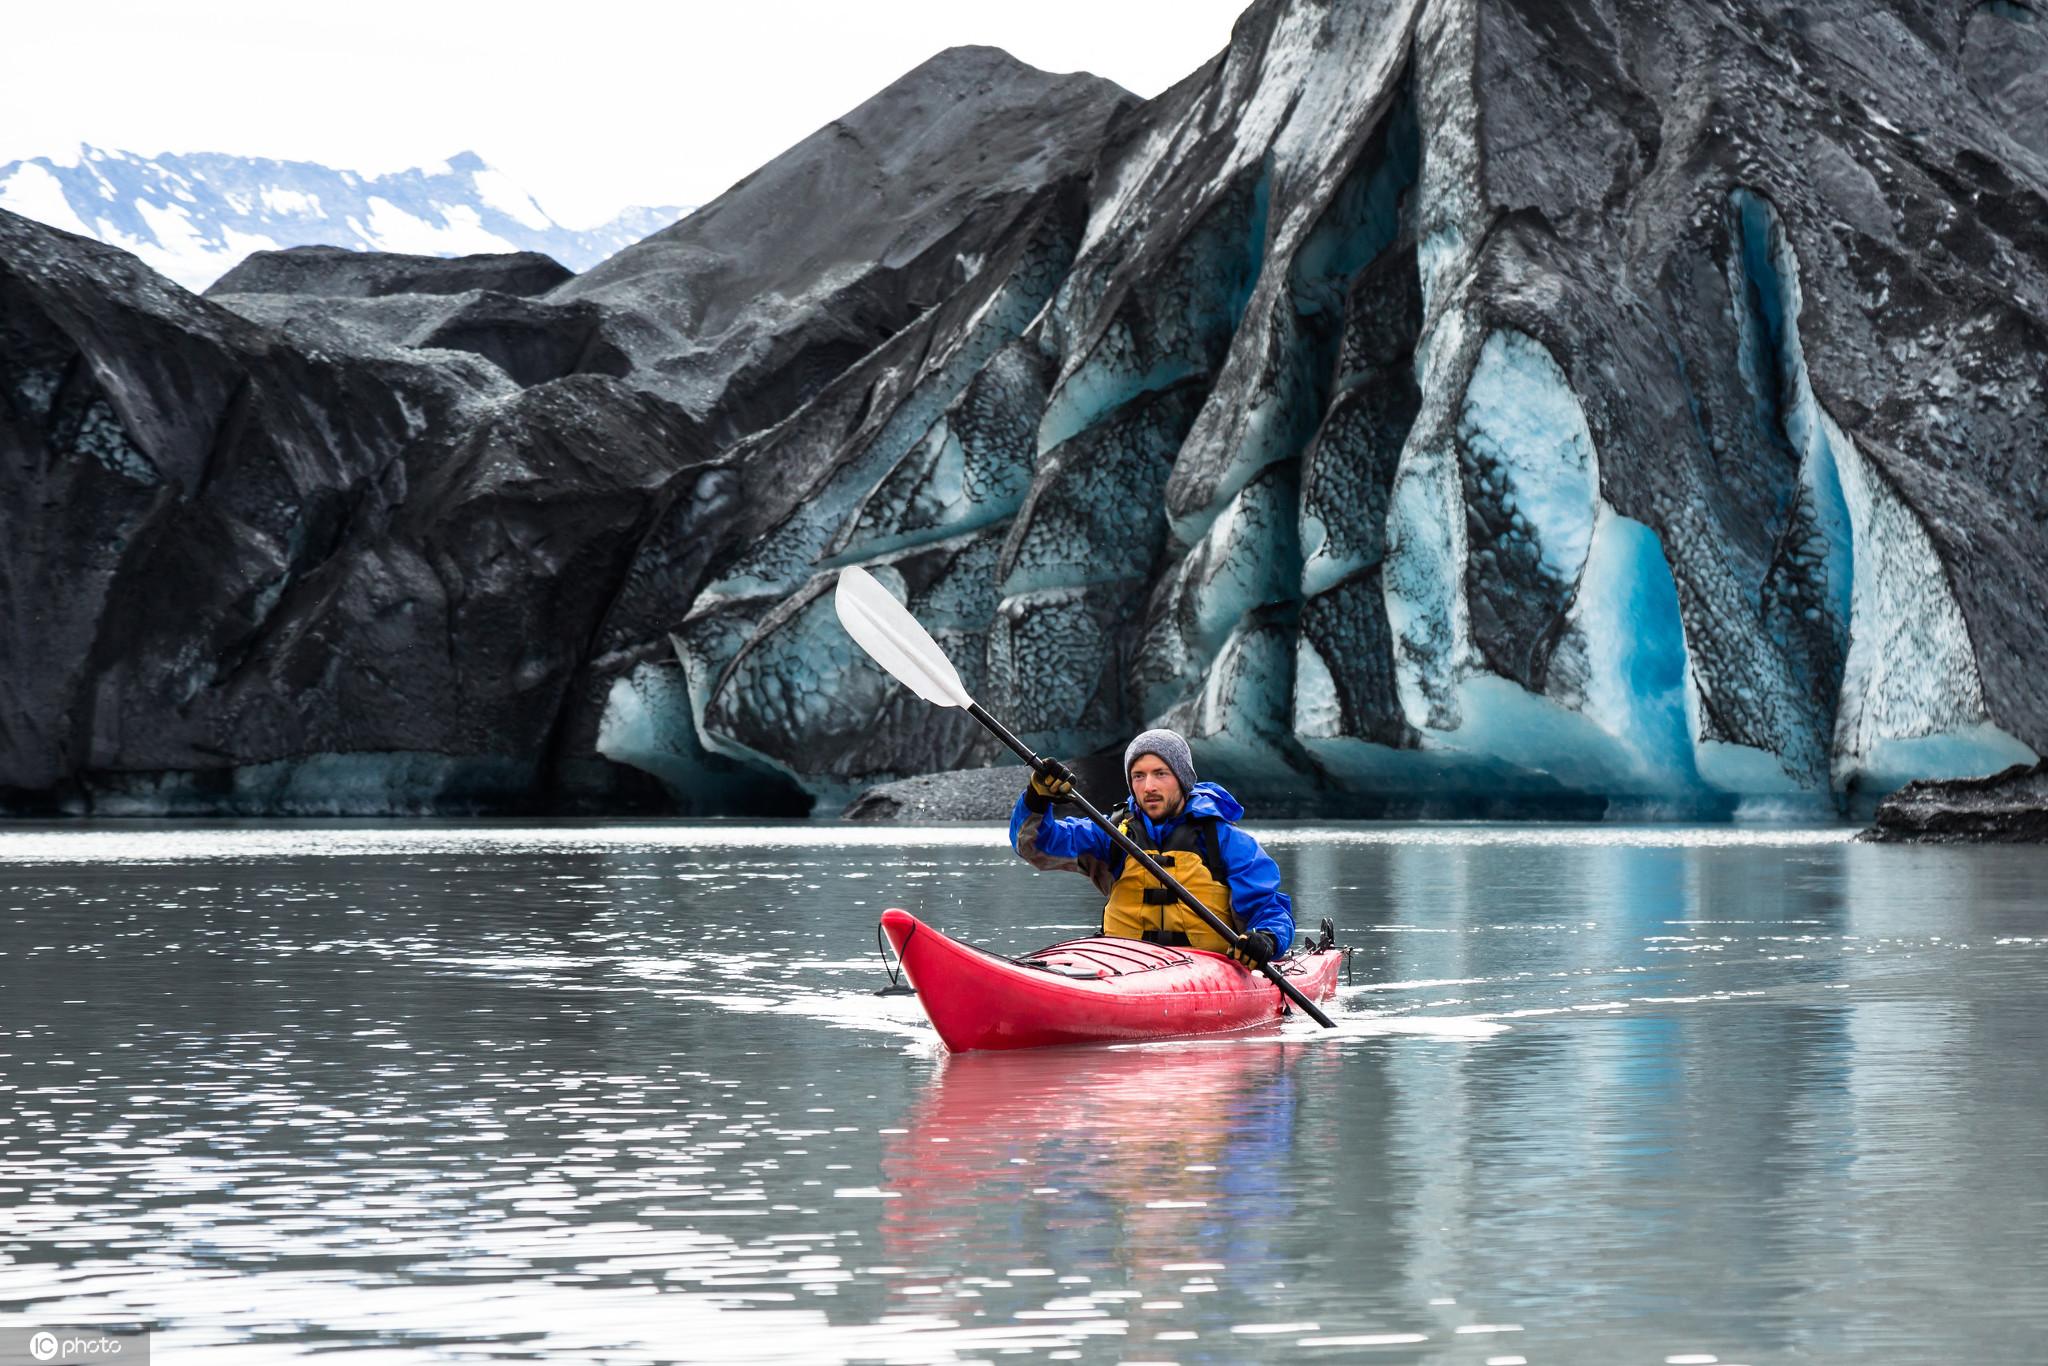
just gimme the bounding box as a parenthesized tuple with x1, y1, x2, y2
(834, 566, 976, 709)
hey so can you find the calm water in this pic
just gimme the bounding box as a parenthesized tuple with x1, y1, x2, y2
(1, 822, 2045, 1364)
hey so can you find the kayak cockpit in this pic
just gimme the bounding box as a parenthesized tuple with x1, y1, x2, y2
(1014, 935, 1198, 981)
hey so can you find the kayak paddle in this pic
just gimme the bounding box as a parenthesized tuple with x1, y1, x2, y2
(833, 565, 1337, 1029)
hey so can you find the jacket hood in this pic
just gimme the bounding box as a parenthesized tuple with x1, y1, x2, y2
(1132, 780, 1242, 826)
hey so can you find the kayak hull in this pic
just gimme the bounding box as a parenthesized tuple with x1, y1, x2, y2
(879, 907, 1342, 1052)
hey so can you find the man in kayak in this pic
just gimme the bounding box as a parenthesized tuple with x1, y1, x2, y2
(1010, 727, 1295, 966)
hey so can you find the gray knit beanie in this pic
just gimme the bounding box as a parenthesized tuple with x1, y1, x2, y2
(1124, 728, 1198, 798)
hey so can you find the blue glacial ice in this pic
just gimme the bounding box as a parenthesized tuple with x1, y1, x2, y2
(596, 660, 802, 813)
(1165, 605, 1306, 791)
(1380, 321, 1716, 805)
(710, 230, 1072, 603)
(1342, 201, 2031, 813)
(1420, 505, 1707, 806)
(1166, 92, 1417, 544)
(596, 660, 698, 793)
(985, 582, 1143, 757)
(1457, 330, 1598, 585)
(1179, 464, 1303, 664)
(1037, 171, 1268, 457)
(1136, 465, 1308, 793)
(1380, 313, 1474, 734)
(1726, 189, 2037, 797)
(1293, 634, 1343, 739)
(833, 339, 1050, 563)
(1377, 18, 1485, 739)
(1553, 507, 1700, 794)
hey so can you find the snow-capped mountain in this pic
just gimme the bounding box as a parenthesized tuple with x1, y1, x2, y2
(0, 146, 686, 290)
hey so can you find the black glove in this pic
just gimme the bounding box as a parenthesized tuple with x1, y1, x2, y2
(1230, 929, 1278, 967)
(1025, 758, 1077, 810)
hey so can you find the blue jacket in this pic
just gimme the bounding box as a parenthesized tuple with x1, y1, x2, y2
(1009, 780, 1295, 954)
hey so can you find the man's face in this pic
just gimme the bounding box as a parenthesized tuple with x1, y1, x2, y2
(1129, 754, 1184, 819)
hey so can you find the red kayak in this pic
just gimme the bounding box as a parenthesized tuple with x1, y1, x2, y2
(878, 907, 1344, 1052)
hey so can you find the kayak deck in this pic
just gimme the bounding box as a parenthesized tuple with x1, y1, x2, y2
(879, 907, 1342, 1052)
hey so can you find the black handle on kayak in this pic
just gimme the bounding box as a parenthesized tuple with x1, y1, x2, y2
(966, 703, 1337, 1030)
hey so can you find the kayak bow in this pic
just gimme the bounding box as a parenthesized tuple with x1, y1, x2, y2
(879, 908, 1342, 1052)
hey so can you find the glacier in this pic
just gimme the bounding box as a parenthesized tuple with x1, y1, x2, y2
(3, 8, 2044, 820)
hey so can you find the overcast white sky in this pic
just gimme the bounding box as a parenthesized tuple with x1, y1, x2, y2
(2, 1, 1252, 228)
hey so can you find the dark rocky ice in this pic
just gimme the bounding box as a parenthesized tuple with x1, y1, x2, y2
(208, 245, 574, 300)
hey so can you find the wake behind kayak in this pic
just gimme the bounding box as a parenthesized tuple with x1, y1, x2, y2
(879, 908, 1343, 1052)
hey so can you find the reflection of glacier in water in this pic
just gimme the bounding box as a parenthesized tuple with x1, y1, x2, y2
(1, 823, 2045, 1362)
(0, 819, 1858, 866)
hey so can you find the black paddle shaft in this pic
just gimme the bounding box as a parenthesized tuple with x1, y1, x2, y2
(966, 703, 1337, 1030)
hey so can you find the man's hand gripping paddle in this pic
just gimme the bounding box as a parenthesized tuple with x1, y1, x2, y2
(833, 565, 1336, 1029)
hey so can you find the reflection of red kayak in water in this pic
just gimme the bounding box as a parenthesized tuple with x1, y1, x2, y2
(879, 1041, 1312, 1276)
(880, 908, 1342, 1052)
(898, 1039, 1304, 1144)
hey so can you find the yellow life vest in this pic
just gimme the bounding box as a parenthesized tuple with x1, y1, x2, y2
(1102, 811, 1240, 954)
